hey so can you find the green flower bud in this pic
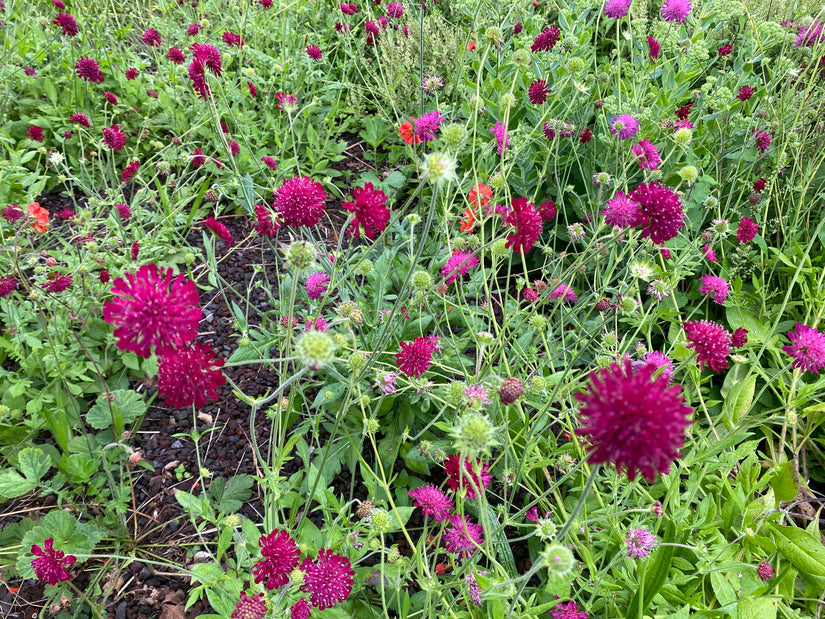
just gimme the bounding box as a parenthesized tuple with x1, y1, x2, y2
(295, 331, 337, 370)
(405, 213, 422, 225)
(678, 165, 698, 184)
(541, 543, 575, 576)
(411, 270, 433, 290)
(336, 301, 364, 324)
(284, 240, 317, 271)
(673, 128, 693, 145)
(289, 568, 305, 585)
(364, 418, 380, 434)
(184, 252, 196, 264)
(501, 92, 518, 108)
(442, 123, 467, 149)
(602, 331, 619, 348)
(368, 538, 382, 551)
(348, 352, 367, 373)
(447, 381, 465, 403)
(424, 152, 458, 187)
(483, 26, 503, 47)
(491, 239, 508, 256)
(512, 48, 531, 68)
(703, 196, 719, 209)
(567, 57, 585, 73)
(530, 314, 547, 329)
(450, 411, 498, 457)
(536, 518, 557, 541)
(387, 545, 401, 563)
(356, 259, 373, 276)
(224, 514, 240, 527)
(369, 509, 392, 534)
(476, 331, 495, 346)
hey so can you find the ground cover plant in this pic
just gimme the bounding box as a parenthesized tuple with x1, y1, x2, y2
(1, 0, 825, 616)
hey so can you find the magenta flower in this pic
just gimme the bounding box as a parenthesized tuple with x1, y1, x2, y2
(757, 561, 776, 581)
(604, 0, 631, 18)
(142, 28, 161, 47)
(261, 156, 278, 170)
(252, 529, 300, 590)
(643, 351, 674, 381)
(306, 44, 322, 60)
(699, 274, 729, 304)
(396, 335, 438, 376)
(254, 203, 280, 237)
(490, 120, 509, 155)
(231, 592, 267, 619)
(661, 0, 691, 24)
(343, 182, 390, 239)
(630, 181, 685, 245)
(31, 538, 76, 585)
(631, 139, 661, 170)
(75, 57, 104, 83)
(441, 251, 479, 285)
(539, 200, 557, 221)
(167, 47, 186, 64)
(0, 276, 19, 298)
(755, 130, 771, 153)
(290, 598, 312, 619)
(42, 272, 73, 294)
(528, 79, 550, 104)
(68, 112, 90, 127)
(550, 284, 578, 303)
(444, 454, 491, 499)
(731, 327, 748, 348)
(387, 1, 404, 17)
(703, 244, 717, 262)
(783, 323, 825, 374)
(274, 176, 327, 227)
(625, 527, 657, 559)
(602, 191, 639, 228)
(531, 25, 561, 51)
(414, 109, 445, 143)
(121, 160, 139, 183)
(550, 600, 589, 619)
(102, 263, 201, 358)
(222, 31, 245, 47)
(300, 549, 354, 610)
(102, 124, 127, 151)
(575, 359, 693, 481)
(125, 67, 139, 79)
(444, 514, 484, 560)
(647, 36, 661, 60)
(202, 217, 233, 245)
(609, 114, 640, 140)
(158, 343, 224, 408)
(26, 126, 44, 142)
(306, 272, 330, 300)
(794, 20, 823, 47)
(505, 198, 543, 254)
(684, 320, 731, 372)
(408, 484, 454, 521)
(54, 13, 78, 36)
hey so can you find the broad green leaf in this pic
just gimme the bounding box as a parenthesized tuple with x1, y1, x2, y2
(18, 447, 51, 482)
(770, 461, 798, 503)
(737, 597, 776, 619)
(87, 389, 147, 431)
(0, 471, 36, 498)
(65, 454, 97, 482)
(769, 522, 825, 586)
(209, 475, 254, 514)
(722, 373, 756, 429)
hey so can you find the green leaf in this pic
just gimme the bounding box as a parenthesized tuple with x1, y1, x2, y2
(0, 471, 36, 498)
(721, 372, 756, 429)
(769, 522, 825, 586)
(175, 490, 211, 520)
(770, 461, 799, 503)
(18, 447, 51, 482)
(121, 351, 141, 371)
(64, 454, 97, 482)
(209, 475, 254, 514)
(86, 389, 147, 431)
(625, 520, 681, 619)
(737, 598, 776, 619)
(17, 510, 102, 577)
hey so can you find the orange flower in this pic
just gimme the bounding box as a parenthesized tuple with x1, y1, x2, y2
(468, 183, 492, 208)
(27, 202, 49, 233)
(460, 208, 476, 233)
(399, 118, 422, 145)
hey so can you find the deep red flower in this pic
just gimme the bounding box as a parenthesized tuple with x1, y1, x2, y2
(187, 23, 200, 36)
(757, 561, 775, 581)
(674, 103, 692, 120)
(783, 323, 825, 374)
(647, 36, 660, 60)
(444, 514, 484, 560)
(54, 13, 78, 36)
(99, 269, 110, 284)
(300, 549, 354, 610)
(753, 177, 766, 193)
(755, 130, 771, 153)
(188, 43, 222, 99)
(191, 148, 206, 168)
(444, 454, 491, 499)
(505, 197, 543, 254)
(531, 25, 561, 51)
(0, 276, 19, 298)
(231, 592, 267, 619)
(2, 204, 23, 222)
(229, 140, 239, 156)
(630, 181, 684, 244)
(53, 0, 66, 8)
(737, 217, 758, 243)
(342, 182, 389, 239)
(69, 112, 90, 127)
(579, 127, 593, 143)
(528, 79, 550, 104)
(252, 529, 300, 590)
(396, 335, 438, 376)
(441, 250, 479, 285)
(684, 320, 731, 372)
(731, 327, 748, 348)
(31, 538, 76, 585)
(306, 44, 322, 60)
(273, 176, 327, 227)
(718, 43, 732, 56)
(125, 67, 139, 80)
(142, 28, 161, 47)
(202, 216, 233, 245)
(737, 86, 754, 101)
(26, 126, 44, 142)
(116, 202, 132, 220)
(102, 124, 127, 151)
(24, 66, 36, 76)
(222, 31, 245, 47)
(699, 274, 729, 304)
(102, 263, 201, 358)
(290, 598, 311, 619)
(42, 272, 72, 293)
(260, 0, 273, 7)
(158, 341, 225, 408)
(261, 156, 278, 170)
(254, 203, 280, 237)
(575, 360, 693, 481)
(538, 200, 557, 221)
(131, 241, 139, 261)
(167, 47, 185, 64)
(408, 484, 454, 521)
(103, 91, 118, 104)
(247, 81, 257, 97)
(120, 160, 139, 184)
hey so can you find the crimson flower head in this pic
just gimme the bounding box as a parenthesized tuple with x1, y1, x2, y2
(26, 126, 44, 142)
(414, 109, 445, 143)
(254, 203, 280, 237)
(737, 217, 758, 243)
(343, 182, 390, 239)
(731, 327, 748, 348)
(158, 342, 225, 408)
(222, 31, 245, 46)
(737, 86, 755, 101)
(441, 250, 479, 285)
(528, 79, 550, 105)
(718, 43, 732, 56)
(684, 320, 731, 372)
(75, 56, 104, 83)
(290, 598, 311, 619)
(531, 25, 561, 51)
(444, 514, 484, 560)
(604, 0, 631, 18)
(505, 197, 543, 254)
(575, 359, 693, 481)
(103, 263, 201, 358)
(539, 200, 557, 221)
(444, 454, 491, 499)
(202, 216, 233, 245)
(143, 28, 161, 46)
(631, 139, 661, 171)
(54, 13, 78, 36)
(647, 36, 660, 60)
(231, 592, 267, 619)
(274, 176, 327, 227)
(630, 181, 684, 245)
(490, 120, 509, 155)
(306, 44, 322, 60)
(69, 112, 90, 127)
(188, 43, 222, 98)
(247, 81, 257, 97)
(551, 600, 589, 619)
(31, 538, 76, 585)
(603, 191, 639, 228)
(252, 529, 300, 590)
(300, 549, 354, 610)
(0, 276, 19, 298)
(103, 91, 118, 105)
(187, 23, 200, 35)
(783, 323, 825, 374)
(408, 484, 454, 521)
(42, 272, 73, 293)
(167, 47, 185, 64)
(261, 156, 278, 170)
(699, 274, 729, 304)
(121, 160, 139, 183)
(102, 124, 127, 151)
(396, 335, 438, 376)
(260, 0, 273, 7)
(757, 561, 776, 581)
(755, 130, 771, 153)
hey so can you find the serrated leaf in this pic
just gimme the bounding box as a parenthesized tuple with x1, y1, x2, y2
(0, 471, 36, 498)
(17, 510, 101, 578)
(86, 389, 147, 431)
(18, 447, 51, 482)
(771, 461, 798, 503)
(175, 490, 211, 520)
(65, 454, 97, 482)
(209, 475, 254, 514)
(769, 522, 825, 586)
(738, 598, 776, 619)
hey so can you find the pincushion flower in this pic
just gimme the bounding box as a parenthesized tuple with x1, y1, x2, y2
(102, 124, 127, 151)
(27, 202, 49, 233)
(490, 120, 509, 155)
(252, 529, 300, 590)
(444, 515, 484, 560)
(647, 36, 660, 60)
(630, 181, 685, 244)
(575, 359, 693, 481)
(116, 202, 132, 220)
(794, 19, 823, 47)
(737, 217, 758, 243)
(69, 112, 90, 127)
(539, 200, 557, 221)
(300, 549, 354, 610)
(609, 114, 640, 140)
(531, 25, 561, 51)
(604, 0, 631, 18)
(305, 272, 330, 300)
(54, 12, 78, 36)
(396, 335, 438, 376)
(643, 350, 674, 381)
(731, 327, 748, 348)
(231, 592, 267, 619)
(188, 43, 222, 98)
(603, 191, 639, 228)
(757, 561, 776, 581)
(167, 47, 185, 64)
(343, 182, 390, 239)
(441, 250, 479, 285)
(0, 276, 18, 298)
(121, 160, 139, 183)
(737, 86, 755, 101)
(274, 176, 327, 227)
(755, 130, 771, 153)
(550, 284, 578, 303)
(42, 272, 72, 293)
(158, 342, 225, 408)
(528, 79, 550, 104)
(143, 28, 161, 46)
(414, 109, 445, 143)
(387, 1, 403, 17)
(782, 323, 825, 374)
(306, 44, 322, 60)
(683, 320, 731, 372)
(26, 126, 44, 142)
(75, 57, 104, 83)
(261, 156, 278, 170)
(290, 599, 311, 619)
(202, 216, 233, 245)
(718, 43, 732, 56)
(31, 538, 76, 585)
(444, 454, 491, 499)
(103, 263, 201, 358)
(408, 484, 454, 521)
(631, 139, 661, 170)
(222, 31, 245, 46)
(625, 527, 657, 559)
(254, 203, 280, 237)
(699, 274, 729, 304)
(661, 0, 691, 24)
(505, 198, 543, 254)
(550, 601, 589, 619)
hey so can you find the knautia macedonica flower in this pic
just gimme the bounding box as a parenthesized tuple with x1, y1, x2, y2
(231, 592, 267, 619)
(643, 350, 674, 381)
(26, 126, 44, 142)
(102, 124, 127, 151)
(609, 114, 640, 140)
(188, 43, 222, 98)
(630, 181, 685, 244)
(274, 176, 327, 227)
(167, 47, 185, 63)
(202, 216, 233, 246)
(54, 12, 78, 36)
(490, 120, 509, 155)
(222, 31, 245, 47)
(550, 600, 589, 619)
(575, 359, 693, 481)
(550, 284, 578, 303)
(604, 0, 631, 18)
(699, 274, 729, 304)
(648, 36, 661, 60)
(444, 454, 491, 499)
(531, 25, 561, 51)
(414, 109, 445, 142)
(290, 598, 311, 619)
(755, 130, 771, 153)
(794, 20, 824, 47)
(75, 56, 104, 83)
(625, 527, 657, 559)
(305, 271, 330, 300)
(121, 160, 139, 183)
(68, 112, 90, 127)
(757, 561, 776, 581)
(158, 342, 225, 408)
(0, 276, 19, 298)
(441, 250, 479, 285)
(387, 1, 404, 17)
(254, 203, 280, 237)
(737, 217, 758, 243)
(306, 44, 322, 60)
(731, 327, 748, 348)
(631, 139, 661, 171)
(142, 28, 162, 47)
(102, 263, 201, 358)
(300, 549, 355, 610)
(31, 538, 76, 585)
(408, 484, 454, 521)
(396, 335, 438, 376)
(683, 320, 731, 372)
(343, 182, 390, 239)
(782, 323, 825, 374)
(603, 191, 639, 228)
(252, 529, 300, 590)
(505, 198, 543, 254)
(444, 514, 484, 560)
(42, 272, 73, 294)
(661, 0, 691, 24)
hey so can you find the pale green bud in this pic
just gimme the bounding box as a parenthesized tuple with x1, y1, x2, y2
(541, 543, 575, 576)
(295, 331, 337, 370)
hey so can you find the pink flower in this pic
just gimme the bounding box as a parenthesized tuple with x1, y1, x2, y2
(254, 203, 280, 237)
(625, 527, 657, 559)
(260, 0, 273, 7)
(275, 92, 297, 110)
(528, 79, 550, 105)
(647, 36, 660, 60)
(340, 2, 359, 14)
(603, 191, 639, 228)
(444, 454, 491, 499)
(290, 598, 311, 619)
(116, 202, 132, 220)
(231, 592, 267, 619)
(414, 109, 445, 143)
(444, 514, 484, 560)
(304, 316, 328, 332)
(131, 241, 140, 260)
(188, 43, 222, 98)
(755, 130, 771, 153)
(550, 600, 589, 619)
(396, 335, 437, 376)
(0, 276, 19, 298)
(575, 359, 693, 481)
(69, 112, 90, 127)
(143, 28, 161, 47)
(783, 323, 825, 374)
(684, 320, 731, 372)
(343, 182, 390, 239)
(387, 1, 404, 17)
(125, 67, 139, 79)
(102, 263, 201, 358)
(252, 529, 300, 590)
(643, 351, 674, 381)
(187, 23, 200, 36)
(408, 484, 454, 521)
(167, 47, 186, 64)
(42, 272, 72, 294)
(794, 20, 823, 47)
(490, 120, 509, 155)
(531, 25, 561, 51)
(158, 342, 225, 408)
(550, 284, 578, 303)
(306, 272, 330, 300)
(703, 244, 717, 262)
(631, 139, 660, 170)
(300, 549, 354, 610)
(53, 12, 78, 36)
(699, 274, 728, 304)
(737, 86, 755, 101)
(731, 327, 748, 348)
(121, 160, 140, 183)
(26, 126, 44, 142)
(757, 561, 776, 581)
(248, 81, 257, 97)
(31, 538, 76, 585)
(306, 44, 322, 60)
(102, 124, 127, 151)
(261, 156, 278, 170)
(609, 114, 640, 140)
(718, 43, 732, 56)
(222, 31, 245, 47)
(202, 216, 233, 245)
(441, 251, 479, 285)
(274, 176, 327, 227)
(539, 200, 557, 221)
(630, 181, 685, 245)
(505, 197, 543, 254)
(661, 0, 691, 24)
(604, 0, 631, 18)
